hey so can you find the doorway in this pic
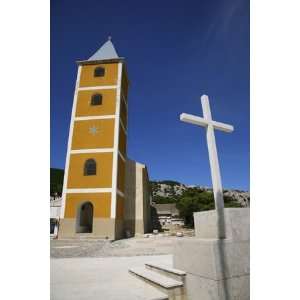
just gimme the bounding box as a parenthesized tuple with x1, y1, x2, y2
(76, 202, 93, 233)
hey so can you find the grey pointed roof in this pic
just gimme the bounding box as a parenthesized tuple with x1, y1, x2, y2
(88, 39, 119, 61)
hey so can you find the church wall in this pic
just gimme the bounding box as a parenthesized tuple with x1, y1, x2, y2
(142, 167, 151, 233)
(124, 159, 151, 236)
(116, 194, 124, 219)
(117, 156, 126, 193)
(121, 68, 129, 99)
(118, 122, 127, 156)
(135, 163, 146, 220)
(124, 159, 136, 222)
(67, 152, 113, 189)
(71, 119, 115, 149)
(59, 192, 116, 239)
(64, 193, 111, 218)
(120, 98, 127, 128)
(79, 63, 118, 87)
(59, 44, 130, 240)
(114, 219, 124, 240)
(75, 89, 117, 117)
(59, 218, 116, 239)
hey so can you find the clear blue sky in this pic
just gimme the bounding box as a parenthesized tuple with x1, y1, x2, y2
(51, 0, 249, 190)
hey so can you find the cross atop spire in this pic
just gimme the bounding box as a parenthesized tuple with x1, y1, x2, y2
(88, 38, 119, 61)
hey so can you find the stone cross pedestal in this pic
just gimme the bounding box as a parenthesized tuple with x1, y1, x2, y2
(174, 95, 249, 300)
(174, 208, 250, 300)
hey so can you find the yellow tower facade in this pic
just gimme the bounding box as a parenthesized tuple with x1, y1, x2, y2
(59, 39, 129, 239)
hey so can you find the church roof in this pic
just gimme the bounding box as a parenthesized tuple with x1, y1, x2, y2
(88, 38, 119, 61)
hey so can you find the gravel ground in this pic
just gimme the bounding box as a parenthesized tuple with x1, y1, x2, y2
(51, 239, 108, 258)
(51, 233, 194, 258)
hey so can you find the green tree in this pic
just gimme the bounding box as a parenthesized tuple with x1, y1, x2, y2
(50, 168, 64, 196)
(153, 195, 178, 204)
(176, 189, 242, 227)
(176, 189, 214, 226)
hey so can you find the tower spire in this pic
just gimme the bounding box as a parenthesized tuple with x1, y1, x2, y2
(88, 38, 119, 61)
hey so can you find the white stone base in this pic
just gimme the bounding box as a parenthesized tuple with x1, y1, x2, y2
(184, 271, 249, 300)
(174, 208, 250, 300)
(174, 238, 249, 300)
(194, 208, 250, 241)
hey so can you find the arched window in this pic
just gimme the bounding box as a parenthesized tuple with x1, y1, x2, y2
(84, 159, 96, 176)
(91, 94, 102, 106)
(94, 66, 105, 77)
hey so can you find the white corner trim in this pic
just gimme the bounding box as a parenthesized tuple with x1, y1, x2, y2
(118, 151, 126, 163)
(117, 189, 125, 198)
(78, 85, 117, 91)
(60, 66, 82, 219)
(66, 188, 113, 194)
(75, 115, 115, 121)
(70, 148, 114, 154)
(111, 62, 123, 218)
(119, 118, 127, 135)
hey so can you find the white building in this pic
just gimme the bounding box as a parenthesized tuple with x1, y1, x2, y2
(50, 197, 61, 237)
(152, 203, 184, 229)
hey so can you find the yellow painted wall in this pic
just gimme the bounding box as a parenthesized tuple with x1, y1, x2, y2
(67, 152, 113, 188)
(71, 119, 115, 150)
(76, 89, 117, 117)
(63, 62, 128, 225)
(79, 63, 118, 87)
(64, 193, 111, 218)
(117, 156, 126, 193)
(116, 195, 124, 219)
(119, 125, 127, 157)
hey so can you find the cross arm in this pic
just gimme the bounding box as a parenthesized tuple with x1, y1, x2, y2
(212, 120, 234, 133)
(180, 113, 234, 133)
(180, 113, 208, 127)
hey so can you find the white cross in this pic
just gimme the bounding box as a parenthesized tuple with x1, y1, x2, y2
(180, 95, 234, 239)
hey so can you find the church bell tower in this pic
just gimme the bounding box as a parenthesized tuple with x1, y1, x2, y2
(59, 38, 129, 239)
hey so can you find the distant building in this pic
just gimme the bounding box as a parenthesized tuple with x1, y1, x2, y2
(50, 197, 61, 236)
(152, 203, 184, 229)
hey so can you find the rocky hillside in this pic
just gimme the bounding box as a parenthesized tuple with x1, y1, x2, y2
(150, 180, 250, 207)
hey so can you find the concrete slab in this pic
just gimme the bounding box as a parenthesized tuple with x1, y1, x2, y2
(51, 255, 172, 300)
